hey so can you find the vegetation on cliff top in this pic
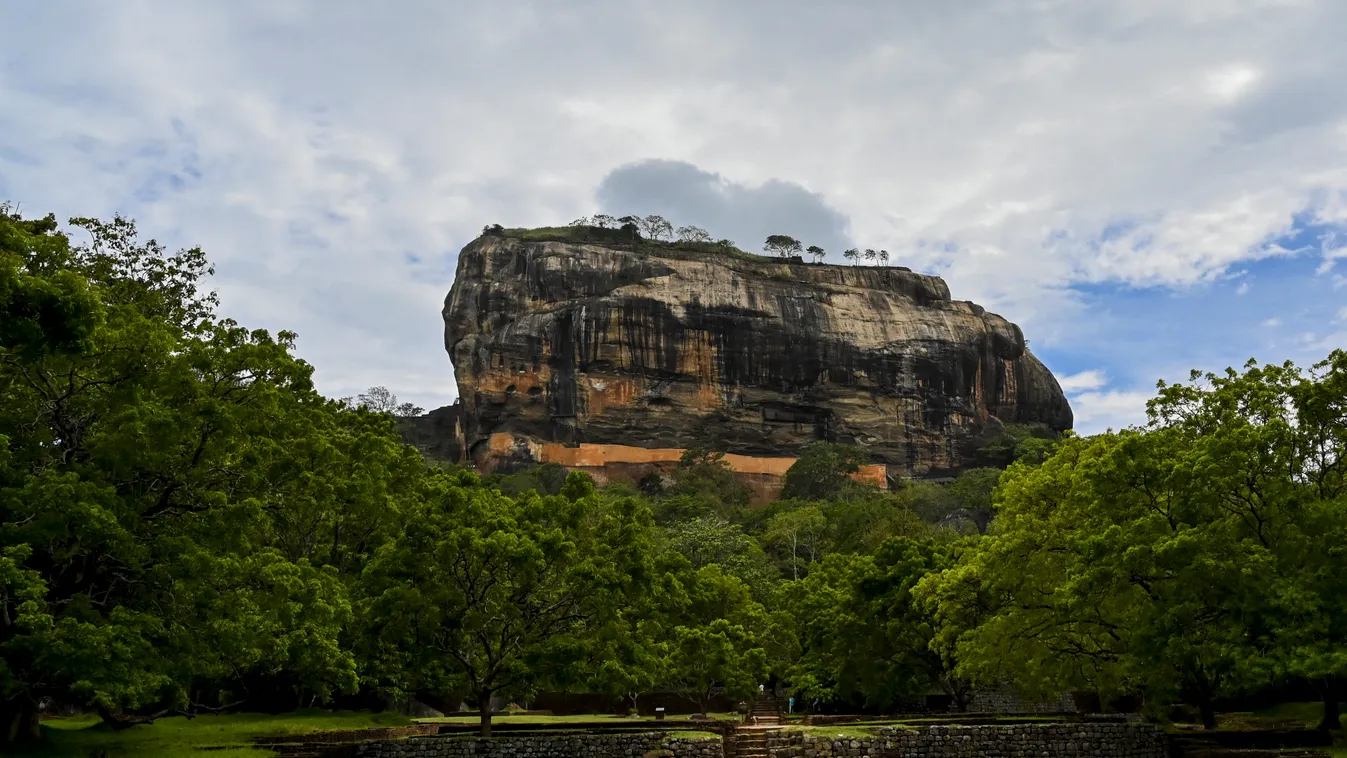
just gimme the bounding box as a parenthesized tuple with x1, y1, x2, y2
(483, 215, 909, 270)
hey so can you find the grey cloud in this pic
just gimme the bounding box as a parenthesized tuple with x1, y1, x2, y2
(595, 159, 854, 256)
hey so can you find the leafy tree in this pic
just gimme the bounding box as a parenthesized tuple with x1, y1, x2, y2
(482, 462, 570, 498)
(806, 245, 825, 264)
(591, 214, 618, 229)
(640, 215, 673, 242)
(785, 538, 960, 711)
(926, 349, 1347, 732)
(825, 492, 939, 553)
(660, 448, 752, 522)
(878, 250, 890, 265)
(782, 442, 869, 501)
(763, 235, 803, 259)
(664, 564, 770, 712)
(676, 225, 712, 244)
(358, 471, 654, 736)
(0, 210, 359, 743)
(843, 248, 860, 265)
(764, 505, 828, 579)
(616, 216, 643, 241)
(668, 619, 767, 713)
(348, 386, 424, 418)
(660, 517, 778, 598)
(863, 248, 877, 265)
(974, 423, 1062, 468)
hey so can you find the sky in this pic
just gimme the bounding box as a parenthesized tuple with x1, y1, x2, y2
(2, 0, 1345, 435)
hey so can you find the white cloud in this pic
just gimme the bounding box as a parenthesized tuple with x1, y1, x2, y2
(1057, 369, 1109, 393)
(1204, 64, 1262, 101)
(1337, 307, 1347, 323)
(1068, 390, 1155, 434)
(1263, 317, 1283, 327)
(2, 0, 1347, 412)
(1236, 281, 1251, 295)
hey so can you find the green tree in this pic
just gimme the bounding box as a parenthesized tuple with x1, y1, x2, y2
(346, 385, 423, 417)
(763, 235, 803, 259)
(358, 471, 653, 736)
(924, 349, 1347, 731)
(806, 245, 825, 263)
(785, 538, 960, 711)
(842, 248, 860, 265)
(640, 215, 673, 242)
(782, 442, 868, 501)
(660, 517, 777, 597)
(660, 448, 752, 522)
(764, 505, 828, 579)
(668, 620, 767, 714)
(664, 564, 770, 713)
(676, 225, 712, 244)
(0, 211, 359, 743)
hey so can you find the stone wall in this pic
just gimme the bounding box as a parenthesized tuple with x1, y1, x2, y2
(353, 731, 723, 758)
(766, 723, 1168, 758)
(964, 683, 1077, 714)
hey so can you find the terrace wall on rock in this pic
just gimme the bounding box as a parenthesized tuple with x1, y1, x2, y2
(482, 432, 888, 503)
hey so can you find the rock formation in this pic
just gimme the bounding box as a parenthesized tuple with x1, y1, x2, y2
(440, 230, 1072, 480)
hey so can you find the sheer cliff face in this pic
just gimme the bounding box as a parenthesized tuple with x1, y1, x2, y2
(444, 235, 1072, 477)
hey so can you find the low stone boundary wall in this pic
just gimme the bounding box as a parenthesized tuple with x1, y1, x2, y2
(353, 731, 723, 758)
(766, 723, 1168, 758)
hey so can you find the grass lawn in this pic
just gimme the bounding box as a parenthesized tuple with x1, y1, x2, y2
(788, 725, 882, 738)
(418, 712, 740, 724)
(18, 709, 412, 758)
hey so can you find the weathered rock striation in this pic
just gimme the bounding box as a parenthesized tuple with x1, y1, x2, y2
(442, 232, 1071, 479)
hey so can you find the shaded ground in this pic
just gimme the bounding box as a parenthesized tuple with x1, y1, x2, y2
(15, 710, 413, 758)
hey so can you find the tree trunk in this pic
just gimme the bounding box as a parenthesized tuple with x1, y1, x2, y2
(1, 700, 41, 746)
(478, 693, 493, 738)
(1198, 698, 1217, 730)
(1316, 679, 1341, 731)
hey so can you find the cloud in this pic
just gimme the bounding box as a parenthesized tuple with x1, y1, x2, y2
(1057, 369, 1109, 393)
(1068, 390, 1155, 434)
(595, 160, 853, 255)
(3, 0, 1347, 416)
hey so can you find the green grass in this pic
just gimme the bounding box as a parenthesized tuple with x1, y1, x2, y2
(419, 712, 740, 724)
(667, 731, 722, 740)
(20, 709, 412, 758)
(788, 725, 881, 738)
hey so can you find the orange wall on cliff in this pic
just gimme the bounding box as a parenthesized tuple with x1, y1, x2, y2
(483, 432, 887, 504)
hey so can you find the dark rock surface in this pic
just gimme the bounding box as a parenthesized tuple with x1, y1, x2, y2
(441, 233, 1072, 477)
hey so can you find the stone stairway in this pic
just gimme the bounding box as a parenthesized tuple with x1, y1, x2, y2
(735, 695, 785, 758)
(747, 695, 782, 726)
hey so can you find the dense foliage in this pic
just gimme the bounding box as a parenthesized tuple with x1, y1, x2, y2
(4, 207, 1343, 745)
